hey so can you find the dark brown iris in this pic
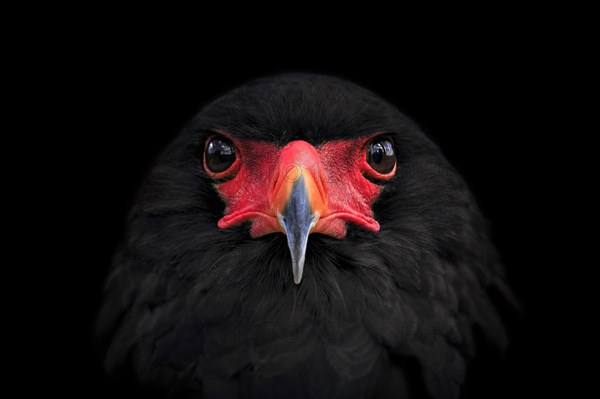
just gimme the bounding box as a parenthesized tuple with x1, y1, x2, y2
(367, 137, 396, 174)
(205, 136, 236, 173)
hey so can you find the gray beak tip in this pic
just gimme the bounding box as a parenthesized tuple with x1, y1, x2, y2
(290, 240, 307, 285)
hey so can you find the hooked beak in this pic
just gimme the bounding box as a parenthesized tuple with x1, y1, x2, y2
(270, 141, 328, 284)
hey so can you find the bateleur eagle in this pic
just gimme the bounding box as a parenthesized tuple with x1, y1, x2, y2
(96, 74, 516, 399)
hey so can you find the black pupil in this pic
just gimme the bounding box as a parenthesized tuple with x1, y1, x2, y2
(205, 138, 236, 173)
(367, 139, 395, 174)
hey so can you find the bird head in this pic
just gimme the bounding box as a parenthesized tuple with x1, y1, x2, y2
(168, 74, 437, 286)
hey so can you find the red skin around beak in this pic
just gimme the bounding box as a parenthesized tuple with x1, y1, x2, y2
(210, 134, 394, 239)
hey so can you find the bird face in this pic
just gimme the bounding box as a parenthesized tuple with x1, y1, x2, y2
(204, 132, 396, 283)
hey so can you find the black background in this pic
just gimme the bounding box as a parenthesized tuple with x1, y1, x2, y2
(31, 27, 585, 398)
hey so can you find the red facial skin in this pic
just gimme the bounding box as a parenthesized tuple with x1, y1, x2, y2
(204, 133, 396, 239)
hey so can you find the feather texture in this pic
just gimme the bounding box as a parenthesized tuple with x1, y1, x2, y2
(96, 74, 518, 398)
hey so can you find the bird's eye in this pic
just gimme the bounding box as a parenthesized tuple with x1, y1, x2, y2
(204, 136, 237, 173)
(366, 137, 396, 174)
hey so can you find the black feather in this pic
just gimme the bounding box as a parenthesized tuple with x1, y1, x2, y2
(95, 74, 519, 398)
